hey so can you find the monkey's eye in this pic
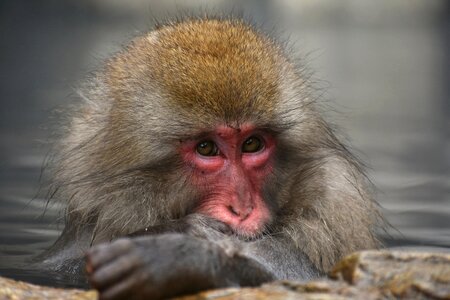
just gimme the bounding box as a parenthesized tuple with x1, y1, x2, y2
(242, 136, 263, 153)
(196, 141, 219, 156)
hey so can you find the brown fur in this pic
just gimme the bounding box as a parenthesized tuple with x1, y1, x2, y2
(47, 17, 382, 272)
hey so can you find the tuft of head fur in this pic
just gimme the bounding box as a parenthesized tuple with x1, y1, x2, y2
(46, 17, 383, 272)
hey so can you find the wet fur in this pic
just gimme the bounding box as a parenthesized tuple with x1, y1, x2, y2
(44, 16, 383, 272)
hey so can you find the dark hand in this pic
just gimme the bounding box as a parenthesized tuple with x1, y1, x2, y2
(86, 234, 231, 300)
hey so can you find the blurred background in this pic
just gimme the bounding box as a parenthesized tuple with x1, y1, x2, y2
(0, 0, 449, 287)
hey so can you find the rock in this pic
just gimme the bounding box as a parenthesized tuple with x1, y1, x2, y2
(0, 250, 449, 300)
(329, 250, 450, 299)
(178, 250, 450, 300)
(0, 276, 97, 300)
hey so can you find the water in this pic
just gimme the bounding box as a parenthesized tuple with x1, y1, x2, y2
(0, 1, 449, 288)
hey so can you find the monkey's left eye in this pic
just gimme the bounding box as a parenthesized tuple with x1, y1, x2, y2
(242, 136, 264, 153)
(196, 141, 219, 156)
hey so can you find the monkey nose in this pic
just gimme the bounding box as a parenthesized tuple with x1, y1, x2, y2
(228, 204, 253, 221)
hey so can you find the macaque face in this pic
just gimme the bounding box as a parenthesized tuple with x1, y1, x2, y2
(180, 124, 275, 236)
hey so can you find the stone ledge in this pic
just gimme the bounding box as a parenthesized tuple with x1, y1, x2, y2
(1, 250, 449, 300)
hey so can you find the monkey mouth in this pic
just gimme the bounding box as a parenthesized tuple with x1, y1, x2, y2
(229, 222, 268, 240)
(197, 204, 270, 238)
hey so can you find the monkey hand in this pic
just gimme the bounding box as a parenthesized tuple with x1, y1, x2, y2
(128, 213, 233, 238)
(85, 234, 244, 300)
(85, 233, 275, 299)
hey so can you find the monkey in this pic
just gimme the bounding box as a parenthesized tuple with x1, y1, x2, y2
(39, 17, 383, 299)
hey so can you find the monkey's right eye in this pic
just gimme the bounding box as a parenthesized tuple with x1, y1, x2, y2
(196, 141, 219, 156)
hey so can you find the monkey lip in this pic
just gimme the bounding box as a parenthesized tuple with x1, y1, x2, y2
(228, 220, 266, 237)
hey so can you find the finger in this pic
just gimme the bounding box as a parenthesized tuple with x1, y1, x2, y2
(213, 220, 233, 234)
(89, 253, 140, 290)
(87, 239, 134, 270)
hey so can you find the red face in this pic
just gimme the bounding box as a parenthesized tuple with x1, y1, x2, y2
(180, 124, 275, 236)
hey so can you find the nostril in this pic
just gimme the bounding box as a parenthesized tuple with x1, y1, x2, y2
(242, 206, 253, 219)
(246, 206, 254, 216)
(228, 205, 254, 220)
(228, 205, 240, 216)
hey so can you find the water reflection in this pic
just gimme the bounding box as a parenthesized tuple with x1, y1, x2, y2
(0, 0, 448, 287)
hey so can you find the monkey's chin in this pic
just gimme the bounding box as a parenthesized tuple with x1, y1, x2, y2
(230, 224, 266, 240)
(219, 215, 269, 239)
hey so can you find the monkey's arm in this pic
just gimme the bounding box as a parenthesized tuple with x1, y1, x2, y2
(128, 214, 322, 279)
(86, 234, 277, 300)
(127, 214, 233, 237)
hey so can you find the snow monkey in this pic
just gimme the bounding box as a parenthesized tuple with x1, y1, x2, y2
(41, 17, 382, 300)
